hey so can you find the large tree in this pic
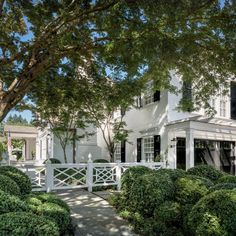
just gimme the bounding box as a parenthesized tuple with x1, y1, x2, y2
(29, 64, 92, 163)
(78, 73, 142, 161)
(1, 0, 236, 121)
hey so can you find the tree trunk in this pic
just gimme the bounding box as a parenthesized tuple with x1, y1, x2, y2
(72, 129, 76, 163)
(110, 153, 114, 162)
(62, 146, 68, 163)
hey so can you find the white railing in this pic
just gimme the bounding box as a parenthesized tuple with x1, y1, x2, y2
(17, 161, 164, 192)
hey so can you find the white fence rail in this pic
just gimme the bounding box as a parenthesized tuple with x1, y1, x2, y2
(16, 161, 164, 192)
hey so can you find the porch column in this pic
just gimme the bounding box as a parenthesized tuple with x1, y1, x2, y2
(186, 129, 194, 170)
(167, 130, 176, 169)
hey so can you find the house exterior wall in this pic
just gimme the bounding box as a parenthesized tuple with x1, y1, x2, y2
(97, 71, 236, 171)
(36, 125, 102, 163)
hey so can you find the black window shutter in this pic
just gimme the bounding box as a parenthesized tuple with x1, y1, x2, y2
(231, 82, 236, 119)
(154, 135, 161, 159)
(153, 91, 160, 102)
(121, 140, 126, 162)
(137, 138, 142, 162)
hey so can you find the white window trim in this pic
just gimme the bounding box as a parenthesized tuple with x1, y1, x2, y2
(142, 136, 154, 162)
(114, 142, 121, 161)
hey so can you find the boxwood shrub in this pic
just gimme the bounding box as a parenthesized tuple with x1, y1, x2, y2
(187, 165, 224, 182)
(43, 158, 61, 164)
(210, 182, 236, 192)
(154, 168, 186, 182)
(0, 174, 20, 196)
(217, 175, 236, 184)
(0, 212, 59, 236)
(0, 190, 29, 214)
(187, 190, 236, 236)
(121, 166, 152, 193)
(175, 175, 213, 205)
(0, 166, 32, 195)
(35, 202, 72, 235)
(27, 192, 70, 213)
(154, 201, 182, 226)
(93, 159, 109, 163)
(127, 173, 175, 217)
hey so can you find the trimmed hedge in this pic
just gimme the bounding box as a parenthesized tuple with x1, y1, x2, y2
(27, 192, 70, 213)
(0, 174, 21, 196)
(0, 166, 32, 195)
(35, 202, 72, 235)
(187, 190, 236, 236)
(175, 175, 213, 205)
(121, 166, 152, 193)
(217, 175, 236, 184)
(43, 158, 61, 164)
(155, 168, 186, 182)
(154, 201, 182, 225)
(0, 190, 29, 214)
(0, 212, 59, 236)
(210, 182, 236, 192)
(93, 159, 109, 163)
(127, 173, 175, 216)
(187, 165, 224, 182)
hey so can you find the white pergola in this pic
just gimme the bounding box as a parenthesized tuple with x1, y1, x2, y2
(166, 116, 236, 170)
(4, 125, 37, 161)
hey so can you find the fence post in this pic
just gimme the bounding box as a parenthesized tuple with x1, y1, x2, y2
(45, 160, 53, 193)
(86, 157, 93, 192)
(116, 160, 122, 191)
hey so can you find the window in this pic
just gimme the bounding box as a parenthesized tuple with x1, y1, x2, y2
(143, 136, 154, 162)
(182, 81, 193, 111)
(114, 143, 121, 160)
(143, 93, 154, 105)
(210, 98, 215, 109)
(231, 82, 236, 119)
(220, 100, 226, 117)
(143, 81, 160, 106)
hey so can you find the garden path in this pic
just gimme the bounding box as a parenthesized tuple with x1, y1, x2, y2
(56, 189, 137, 236)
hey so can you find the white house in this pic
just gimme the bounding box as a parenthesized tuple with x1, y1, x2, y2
(35, 125, 101, 163)
(36, 71, 236, 174)
(98, 71, 236, 174)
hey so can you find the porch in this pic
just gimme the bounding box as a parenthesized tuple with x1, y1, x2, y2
(167, 116, 236, 173)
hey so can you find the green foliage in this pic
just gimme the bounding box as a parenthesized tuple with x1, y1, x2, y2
(121, 166, 152, 193)
(0, 190, 29, 214)
(6, 114, 30, 126)
(187, 165, 224, 182)
(175, 175, 213, 205)
(217, 175, 236, 184)
(187, 190, 236, 236)
(0, 212, 59, 236)
(25, 193, 72, 235)
(154, 201, 182, 226)
(210, 183, 236, 192)
(34, 202, 72, 235)
(0, 141, 6, 158)
(43, 158, 61, 164)
(27, 192, 70, 213)
(0, 174, 21, 196)
(93, 159, 109, 163)
(155, 168, 186, 182)
(127, 173, 175, 216)
(0, 166, 32, 195)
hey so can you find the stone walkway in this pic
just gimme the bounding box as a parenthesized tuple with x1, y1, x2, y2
(56, 189, 137, 236)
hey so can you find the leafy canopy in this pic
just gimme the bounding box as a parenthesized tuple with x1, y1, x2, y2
(0, 0, 236, 120)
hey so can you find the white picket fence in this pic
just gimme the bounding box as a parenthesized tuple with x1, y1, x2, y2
(16, 161, 164, 192)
